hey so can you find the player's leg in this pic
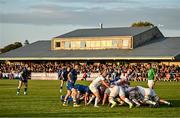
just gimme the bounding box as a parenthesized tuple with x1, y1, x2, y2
(148, 80, 154, 89)
(132, 99, 141, 107)
(93, 91, 101, 107)
(145, 88, 157, 106)
(84, 93, 89, 106)
(102, 88, 110, 105)
(129, 92, 141, 107)
(89, 85, 101, 107)
(159, 99, 171, 106)
(119, 87, 133, 108)
(59, 79, 63, 93)
(109, 86, 119, 108)
(71, 88, 80, 107)
(76, 91, 80, 100)
(120, 95, 133, 108)
(24, 81, 28, 95)
(17, 80, 22, 95)
(153, 95, 171, 106)
(87, 94, 95, 105)
(102, 93, 108, 105)
(63, 90, 71, 106)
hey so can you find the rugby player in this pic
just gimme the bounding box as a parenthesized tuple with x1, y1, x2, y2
(89, 69, 110, 107)
(147, 63, 156, 89)
(63, 64, 80, 107)
(75, 84, 92, 105)
(108, 85, 133, 108)
(136, 86, 171, 107)
(59, 66, 70, 93)
(16, 64, 30, 95)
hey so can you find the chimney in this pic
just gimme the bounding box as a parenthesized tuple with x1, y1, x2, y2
(99, 23, 103, 29)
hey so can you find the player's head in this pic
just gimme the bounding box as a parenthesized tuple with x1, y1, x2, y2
(101, 69, 108, 78)
(147, 63, 152, 69)
(25, 64, 28, 68)
(67, 66, 71, 72)
(74, 64, 79, 70)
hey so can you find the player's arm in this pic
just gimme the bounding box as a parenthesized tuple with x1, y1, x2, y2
(67, 73, 72, 82)
(101, 80, 110, 88)
(84, 93, 88, 105)
(77, 90, 80, 99)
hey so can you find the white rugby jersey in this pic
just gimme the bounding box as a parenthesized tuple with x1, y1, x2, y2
(90, 76, 105, 88)
(137, 86, 146, 96)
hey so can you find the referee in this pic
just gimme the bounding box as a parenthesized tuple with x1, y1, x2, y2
(147, 63, 156, 89)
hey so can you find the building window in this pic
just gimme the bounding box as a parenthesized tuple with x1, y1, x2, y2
(64, 42, 71, 48)
(71, 41, 80, 48)
(101, 40, 112, 48)
(80, 41, 86, 48)
(106, 40, 112, 47)
(55, 42, 61, 48)
(112, 40, 118, 47)
(86, 41, 91, 48)
(122, 40, 129, 48)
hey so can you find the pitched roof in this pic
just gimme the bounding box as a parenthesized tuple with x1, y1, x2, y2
(55, 27, 154, 38)
(0, 37, 180, 60)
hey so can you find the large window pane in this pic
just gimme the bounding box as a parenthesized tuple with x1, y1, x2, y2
(91, 41, 97, 48)
(101, 40, 107, 47)
(80, 41, 86, 48)
(64, 42, 71, 48)
(86, 41, 91, 48)
(95, 41, 101, 47)
(107, 40, 112, 47)
(112, 40, 118, 47)
(71, 41, 80, 48)
(122, 40, 129, 48)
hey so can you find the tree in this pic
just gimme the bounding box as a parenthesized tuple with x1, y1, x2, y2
(131, 21, 154, 27)
(24, 40, 30, 45)
(1, 42, 22, 53)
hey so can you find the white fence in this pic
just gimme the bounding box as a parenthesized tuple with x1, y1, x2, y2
(1, 72, 99, 81)
(31, 72, 99, 81)
(31, 73, 58, 80)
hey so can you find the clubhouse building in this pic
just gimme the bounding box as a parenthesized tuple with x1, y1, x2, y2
(0, 26, 180, 64)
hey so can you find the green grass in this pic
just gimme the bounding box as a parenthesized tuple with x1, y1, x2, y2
(0, 80, 180, 117)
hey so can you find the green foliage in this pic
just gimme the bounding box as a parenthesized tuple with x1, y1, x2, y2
(1, 42, 22, 53)
(0, 80, 179, 117)
(131, 21, 154, 27)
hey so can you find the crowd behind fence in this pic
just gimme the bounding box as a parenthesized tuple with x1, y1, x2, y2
(0, 62, 179, 81)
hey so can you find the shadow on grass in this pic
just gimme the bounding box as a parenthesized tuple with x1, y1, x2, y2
(163, 100, 180, 108)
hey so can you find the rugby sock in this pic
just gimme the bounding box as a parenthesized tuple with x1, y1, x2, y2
(87, 96, 95, 105)
(24, 88, 27, 92)
(63, 100, 67, 104)
(132, 99, 140, 106)
(145, 100, 156, 105)
(109, 98, 116, 105)
(17, 88, 20, 92)
(163, 101, 170, 105)
(94, 97, 98, 106)
(73, 99, 77, 104)
(60, 86, 63, 89)
(124, 98, 133, 106)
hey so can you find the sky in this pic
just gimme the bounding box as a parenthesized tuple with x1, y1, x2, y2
(0, 0, 180, 48)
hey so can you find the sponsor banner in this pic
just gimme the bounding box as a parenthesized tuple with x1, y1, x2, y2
(2, 73, 21, 78)
(31, 73, 58, 80)
(77, 73, 99, 81)
(2, 72, 99, 81)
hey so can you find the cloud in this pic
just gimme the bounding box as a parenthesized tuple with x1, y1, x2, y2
(0, 4, 180, 30)
(0, 0, 180, 31)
